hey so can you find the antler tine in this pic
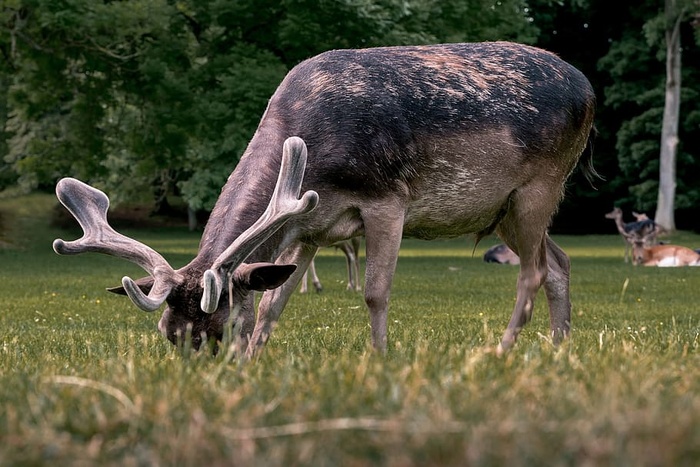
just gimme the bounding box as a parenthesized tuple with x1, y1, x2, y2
(201, 136, 319, 313)
(52, 178, 179, 312)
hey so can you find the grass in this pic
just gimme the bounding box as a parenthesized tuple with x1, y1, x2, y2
(1, 192, 699, 466)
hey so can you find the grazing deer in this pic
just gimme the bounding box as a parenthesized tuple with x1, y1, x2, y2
(300, 238, 362, 293)
(605, 207, 658, 262)
(631, 232, 700, 266)
(483, 243, 520, 265)
(53, 42, 596, 357)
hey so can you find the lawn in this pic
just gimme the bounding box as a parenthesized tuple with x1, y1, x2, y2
(1, 192, 699, 466)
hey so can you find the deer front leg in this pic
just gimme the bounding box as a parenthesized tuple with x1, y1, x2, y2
(300, 269, 309, 293)
(309, 258, 323, 292)
(245, 242, 318, 358)
(299, 257, 322, 293)
(361, 201, 405, 352)
(340, 238, 362, 291)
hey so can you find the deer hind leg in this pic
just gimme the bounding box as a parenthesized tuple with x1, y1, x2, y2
(361, 200, 405, 352)
(496, 182, 567, 353)
(543, 235, 571, 343)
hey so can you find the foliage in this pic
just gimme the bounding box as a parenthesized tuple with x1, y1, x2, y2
(0, 0, 539, 212)
(0, 73, 14, 189)
(2, 0, 182, 195)
(597, 0, 700, 212)
(3, 1, 700, 230)
(276, 0, 540, 62)
(2, 193, 700, 465)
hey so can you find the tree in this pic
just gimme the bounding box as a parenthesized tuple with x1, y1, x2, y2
(597, 0, 700, 230)
(644, 0, 700, 231)
(0, 65, 11, 190)
(3, 0, 543, 213)
(654, 0, 687, 231)
(2, 0, 186, 195)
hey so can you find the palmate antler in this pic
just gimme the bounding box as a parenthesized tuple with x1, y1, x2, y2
(53, 178, 182, 311)
(201, 136, 319, 313)
(54, 137, 318, 318)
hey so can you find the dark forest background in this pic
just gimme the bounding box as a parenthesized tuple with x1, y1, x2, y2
(2, 0, 700, 234)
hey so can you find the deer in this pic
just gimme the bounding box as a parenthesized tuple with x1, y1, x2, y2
(483, 243, 520, 265)
(605, 207, 658, 262)
(631, 231, 700, 266)
(53, 41, 597, 358)
(300, 238, 362, 293)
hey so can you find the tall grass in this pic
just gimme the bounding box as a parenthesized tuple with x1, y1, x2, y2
(1, 193, 699, 466)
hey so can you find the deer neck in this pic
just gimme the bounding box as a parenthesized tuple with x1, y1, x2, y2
(612, 215, 627, 235)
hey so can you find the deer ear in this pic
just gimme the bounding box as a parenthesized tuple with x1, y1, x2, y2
(107, 276, 154, 295)
(235, 263, 297, 291)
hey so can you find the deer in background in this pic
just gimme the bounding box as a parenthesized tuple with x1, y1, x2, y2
(605, 207, 659, 262)
(300, 238, 362, 293)
(483, 243, 520, 265)
(631, 230, 700, 266)
(53, 42, 596, 357)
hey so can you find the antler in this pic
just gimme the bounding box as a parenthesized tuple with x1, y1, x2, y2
(53, 178, 181, 311)
(201, 136, 319, 313)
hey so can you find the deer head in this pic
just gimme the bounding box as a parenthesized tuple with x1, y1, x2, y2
(53, 137, 318, 350)
(604, 207, 623, 222)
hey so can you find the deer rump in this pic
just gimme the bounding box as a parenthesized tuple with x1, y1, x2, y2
(54, 42, 597, 357)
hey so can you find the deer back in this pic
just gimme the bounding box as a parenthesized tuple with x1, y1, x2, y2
(245, 42, 596, 239)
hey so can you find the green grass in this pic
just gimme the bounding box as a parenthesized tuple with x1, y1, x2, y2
(1, 193, 699, 466)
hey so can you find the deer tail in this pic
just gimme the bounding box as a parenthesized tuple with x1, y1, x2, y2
(579, 125, 602, 186)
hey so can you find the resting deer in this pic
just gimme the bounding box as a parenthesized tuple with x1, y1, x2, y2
(483, 243, 520, 265)
(53, 42, 596, 357)
(605, 207, 658, 262)
(300, 238, 362, 293)
(631, 231, 700, 266)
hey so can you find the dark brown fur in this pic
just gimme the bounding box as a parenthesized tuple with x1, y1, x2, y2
(56, 42, 597, 356)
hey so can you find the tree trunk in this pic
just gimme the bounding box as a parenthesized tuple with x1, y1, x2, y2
(187, 206, 199, 231)
(655, 0, 683, 232)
